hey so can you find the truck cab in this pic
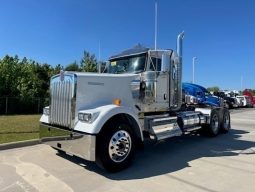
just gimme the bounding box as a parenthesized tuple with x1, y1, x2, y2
(106, 46, 181, 113)
(40, 32, 230, 172)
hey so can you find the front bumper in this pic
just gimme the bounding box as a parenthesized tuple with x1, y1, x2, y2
(40, 123, 96, 161)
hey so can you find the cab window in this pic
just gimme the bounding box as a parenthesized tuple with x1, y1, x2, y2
(149, 57, 161, 71)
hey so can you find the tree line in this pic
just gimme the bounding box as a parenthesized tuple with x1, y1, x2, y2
(0, 51, 99, 114)
(207, 86, 255, 96)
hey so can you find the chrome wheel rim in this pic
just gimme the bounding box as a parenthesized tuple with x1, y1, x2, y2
(211, 114, 219, 133)
(108, 130, 132, 163)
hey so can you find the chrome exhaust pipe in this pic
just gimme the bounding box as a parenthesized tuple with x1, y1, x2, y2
(172, 31, 184, 111)
(177, 31, 184, 60)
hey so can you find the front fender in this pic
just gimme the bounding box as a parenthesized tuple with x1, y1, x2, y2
(74, 104, 142, 137)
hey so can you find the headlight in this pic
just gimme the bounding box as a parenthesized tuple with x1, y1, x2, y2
(78, 112, 100, 123)
(78, 113, 92, 123)
(43, 107, 50, 116)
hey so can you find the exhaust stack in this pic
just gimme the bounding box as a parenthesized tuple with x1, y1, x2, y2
(172, 31, 184, 111)
(177, 31, 184, 60)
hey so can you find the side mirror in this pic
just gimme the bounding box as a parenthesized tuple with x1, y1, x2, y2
(161, 53, 170, 72)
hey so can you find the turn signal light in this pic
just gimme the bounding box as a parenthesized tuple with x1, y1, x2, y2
(113, 98, 121, 106)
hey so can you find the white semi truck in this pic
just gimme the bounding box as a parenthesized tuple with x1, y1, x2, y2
(40, 32, 230, 172)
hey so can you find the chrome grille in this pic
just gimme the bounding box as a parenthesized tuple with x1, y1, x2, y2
(49, 74, 76, 128)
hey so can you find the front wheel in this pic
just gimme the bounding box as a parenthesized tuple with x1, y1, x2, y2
(96, 121, 136, 172)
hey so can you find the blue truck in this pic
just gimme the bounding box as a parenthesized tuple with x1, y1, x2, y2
(182, 82, 223, 107)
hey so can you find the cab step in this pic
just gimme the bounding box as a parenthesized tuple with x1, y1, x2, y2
(145, 115, 182, 141)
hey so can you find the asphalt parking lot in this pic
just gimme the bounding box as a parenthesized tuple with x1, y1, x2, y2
(0, 109, 255, 192)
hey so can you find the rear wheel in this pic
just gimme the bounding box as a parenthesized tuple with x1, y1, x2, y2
(96, 121, 136, 172)
(220, 108, 231, 133)
(202, 109, 220, 137)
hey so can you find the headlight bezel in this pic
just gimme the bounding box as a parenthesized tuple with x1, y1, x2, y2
(78, 113, 92, 123)
(78, 111, 100, 123)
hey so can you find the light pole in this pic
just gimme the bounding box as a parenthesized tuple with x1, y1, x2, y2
(192, 57, 197, 83)
(241, 75, 243, 91)
(154, 1, 158, 50)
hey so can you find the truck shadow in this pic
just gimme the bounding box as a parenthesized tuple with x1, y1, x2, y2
(58, 128, 255, 180)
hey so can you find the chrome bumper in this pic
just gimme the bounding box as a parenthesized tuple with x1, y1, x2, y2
(40, 123, 96, 161)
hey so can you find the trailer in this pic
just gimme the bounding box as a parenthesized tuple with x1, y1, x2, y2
(40, 32, 230, 172)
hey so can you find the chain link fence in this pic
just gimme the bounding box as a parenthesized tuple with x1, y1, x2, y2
(0, 97, 47, 114)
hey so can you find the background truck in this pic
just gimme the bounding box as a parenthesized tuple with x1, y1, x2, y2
(236, 95, 253, 108)
(40, 32, 231, 172)
(182, 82, 223, 107)
(224, 97, 239, 109)
(243, 89, 255, 107)
(213, 91, 239, 109)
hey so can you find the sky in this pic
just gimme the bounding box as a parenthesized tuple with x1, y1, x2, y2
(1, 0, 255, 90)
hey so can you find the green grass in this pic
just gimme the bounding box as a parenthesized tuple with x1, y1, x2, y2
(0, 115, 41, 144)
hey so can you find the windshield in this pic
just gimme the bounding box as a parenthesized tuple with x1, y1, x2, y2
(205, 91, 211, 97)
(108, 54, 146, 74)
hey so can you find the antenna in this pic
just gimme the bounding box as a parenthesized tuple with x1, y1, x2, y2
(154, 1, 158, 50)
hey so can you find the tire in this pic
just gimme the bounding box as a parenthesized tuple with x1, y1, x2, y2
(96, 121, 136, 172)
(220, 108, 231, 133)
(202, 109, 220, 137)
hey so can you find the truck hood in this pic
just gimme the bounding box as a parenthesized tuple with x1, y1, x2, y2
(205, 96, 221, 107)
(47, 71, 139, 129)
(72, 72, 139, 110)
